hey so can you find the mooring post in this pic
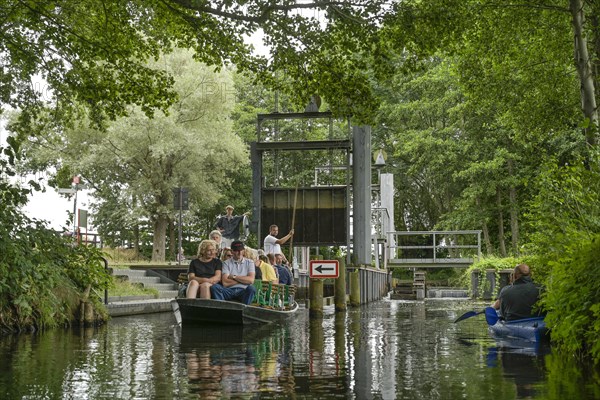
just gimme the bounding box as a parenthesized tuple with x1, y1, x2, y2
(334, 256, 347, 311)
(309, 255, 324, 317)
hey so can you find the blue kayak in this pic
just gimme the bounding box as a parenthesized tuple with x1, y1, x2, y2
(485, 307, 548, 344)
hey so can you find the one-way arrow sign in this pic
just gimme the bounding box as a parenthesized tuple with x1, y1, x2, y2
(309, 260, 339, 278)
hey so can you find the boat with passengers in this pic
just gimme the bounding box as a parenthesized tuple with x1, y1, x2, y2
(172, 279, 299, 326)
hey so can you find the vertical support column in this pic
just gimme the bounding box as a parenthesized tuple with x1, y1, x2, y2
(477, 231, 482, 260)
(352, 125, 371, 266)
(380, 173, 395, 269)
(250, 142, 262, 236)
(349, 268, 360, 306)
(433, 232, 437, 264)
(334, 256, 347, 311)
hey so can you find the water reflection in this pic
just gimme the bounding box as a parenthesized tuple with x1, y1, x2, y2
(0, 301, 599, 399)
(491, 348, 546, 398)
(178, 324, 276, 398)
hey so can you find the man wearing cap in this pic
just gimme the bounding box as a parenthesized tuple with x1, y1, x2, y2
(210, 240, 257, 305)
(215, 205, 247, 248)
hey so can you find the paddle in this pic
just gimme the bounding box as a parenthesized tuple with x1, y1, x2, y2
(454, 309, 486, 323)
(484, 307, 499, 326)
(454, 307, 501, 324)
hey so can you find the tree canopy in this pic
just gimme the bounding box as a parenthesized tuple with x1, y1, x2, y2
(20, 50, 247, 260)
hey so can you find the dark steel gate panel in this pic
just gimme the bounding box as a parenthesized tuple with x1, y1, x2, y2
(261, 187, 347, 246)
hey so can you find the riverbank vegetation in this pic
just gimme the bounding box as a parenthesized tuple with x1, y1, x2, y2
(1, 0, 599, 365)
(0, 205, 111, 333)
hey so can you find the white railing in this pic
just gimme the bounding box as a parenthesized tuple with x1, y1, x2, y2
(387, 230, 482, 267)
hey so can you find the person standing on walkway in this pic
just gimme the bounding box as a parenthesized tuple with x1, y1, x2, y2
(186, 240, 222, 299)
(215, 205, 247, 248)
(211, 240, 257, 305)
(263, 224, 294, 259)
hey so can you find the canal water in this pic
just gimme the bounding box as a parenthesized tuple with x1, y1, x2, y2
(1, 298, 598, 399)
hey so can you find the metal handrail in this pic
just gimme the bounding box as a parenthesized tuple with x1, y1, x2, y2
(387, 230, 482, 263)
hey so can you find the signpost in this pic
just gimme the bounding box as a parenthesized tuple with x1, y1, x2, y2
(309, 260, 339, 279)
(173, 187, 189, 265)
(59, 175, 84, 238)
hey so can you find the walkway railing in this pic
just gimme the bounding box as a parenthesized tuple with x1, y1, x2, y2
(387, 230, 482, 268)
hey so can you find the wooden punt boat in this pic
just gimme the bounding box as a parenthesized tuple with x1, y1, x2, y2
(172, 298, 299, 326)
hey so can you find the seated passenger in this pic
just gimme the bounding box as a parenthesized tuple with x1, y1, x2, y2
(259, 255, 279, 284)
(210, 240, 256, 305)
(220, 247, 233, 262)
(492, 264, 544, 321)
(209, 230, 223, 258)
(273, 253, 293, 286)
(186, 240, 222, 299)
(244, 248, 263, 280)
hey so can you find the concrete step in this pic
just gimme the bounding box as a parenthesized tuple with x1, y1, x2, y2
(111, 269, 149, 278)
(108, 294, 156, 302)
(157, 290, 178, 299)
(132, 276, 162, 284)
(143, 283, 178, 291)
(107, 299, 173, 317)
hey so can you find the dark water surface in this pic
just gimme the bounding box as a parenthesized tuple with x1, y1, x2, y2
(1, 299, 598, 399)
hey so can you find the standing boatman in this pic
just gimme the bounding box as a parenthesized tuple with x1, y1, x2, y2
(263, 224, 294, 260)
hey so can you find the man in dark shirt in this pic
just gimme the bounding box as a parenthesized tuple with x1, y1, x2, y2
(273, 253, 293, 285)
(215, 205, 246, 248)
(493, 264, 544, 321)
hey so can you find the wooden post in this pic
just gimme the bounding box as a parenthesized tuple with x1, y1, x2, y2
(309, 279, 324, 318)
(334, 255, 347, 311)
(309, 254, 324, 317)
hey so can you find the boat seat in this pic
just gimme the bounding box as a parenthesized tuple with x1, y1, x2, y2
(283, 285, 296, 308)
(251, 279, 265, 305)
(251, 281, 297, 309)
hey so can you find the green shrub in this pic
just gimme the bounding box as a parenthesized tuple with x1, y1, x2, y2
(525, 154, 600, 364)
(461, 256, 537, 298)
(0, 204, 111, 333)
(541, 235, 600, 364)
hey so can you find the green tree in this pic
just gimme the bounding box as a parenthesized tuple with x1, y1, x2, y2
(21, 50, 248, 261)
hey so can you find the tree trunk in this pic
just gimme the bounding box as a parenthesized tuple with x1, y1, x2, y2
(496, 188, 507, 257)
(507, 159, 519, 256)
(570, 0, 598, 146)
(591, 10, 600, 101)
(133, 223, 140, 257)
(482, 221, 492, 255)
(476, 197, 493, 255)
(152, 215, 169, 261)
(169, 218, 176, 261)
(132, 195, 140, 258)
